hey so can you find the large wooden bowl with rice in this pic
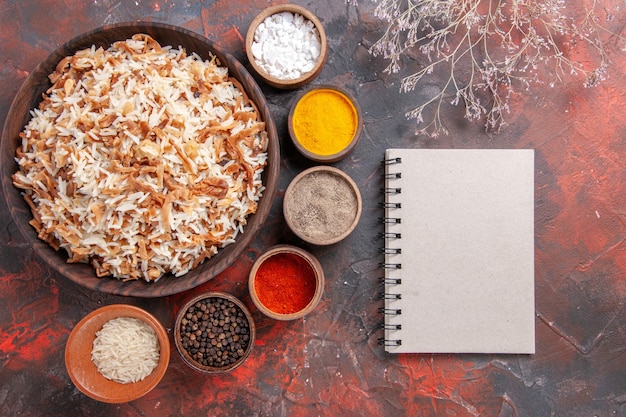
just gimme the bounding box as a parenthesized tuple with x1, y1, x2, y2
(0, 22, 279, 297)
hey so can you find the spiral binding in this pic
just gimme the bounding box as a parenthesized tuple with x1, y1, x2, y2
(384, 187, 401, 194)
(378, 303, 402, 347)
(381, 154, 403, 349)
(380, 277, 401, 285)
(377, 322, 402, 346)
(384, 156, 402, 165)
(379, 307, 402, 315)
(382, 248, 401, 254)
(379, 322, 402, 330)
(379, 292, 401, 300)
(379, 338, 402, 347)
(382, 217, 401, 224)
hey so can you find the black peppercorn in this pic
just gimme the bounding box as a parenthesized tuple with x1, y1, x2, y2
(178, 296, 251, 369)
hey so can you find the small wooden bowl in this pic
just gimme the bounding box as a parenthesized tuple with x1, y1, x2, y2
(245, 4, 328, 89)
(65, 304, 170, 403)
(288, 85, 363, 163)
(283, 166, 362, 245)
(173, 292, 255, 374)
(249, 245, 324, 320)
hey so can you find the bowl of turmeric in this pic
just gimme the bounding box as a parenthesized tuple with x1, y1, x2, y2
(287, 85, 363, 163)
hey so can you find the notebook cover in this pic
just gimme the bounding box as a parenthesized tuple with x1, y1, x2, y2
(383, 148, 535, 354)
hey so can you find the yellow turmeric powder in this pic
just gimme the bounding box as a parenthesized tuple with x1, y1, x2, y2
(291, 88, 358, 156)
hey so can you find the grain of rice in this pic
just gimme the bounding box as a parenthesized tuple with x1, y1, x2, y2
(91, 317, 160, 384)
(12, 34, 268, 281)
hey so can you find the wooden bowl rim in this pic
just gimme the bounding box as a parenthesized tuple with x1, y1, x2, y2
(245, 4, 328, 89)
(0, 21, 280, 297)
(248, 244, 325, 320)
(283, 166, 362, 245)
(173, 292, 256, 374)
(287, 85, 363, 163)
(64, 304, 171, 403)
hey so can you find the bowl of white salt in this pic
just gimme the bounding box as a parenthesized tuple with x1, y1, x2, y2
(245, 4, 328, 89)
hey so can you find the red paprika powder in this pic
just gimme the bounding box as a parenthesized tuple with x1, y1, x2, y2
(254, 252, 317, 315)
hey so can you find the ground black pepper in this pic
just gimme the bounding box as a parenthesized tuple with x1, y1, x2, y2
(284, 169, 359, 241)
(178, 296, 251, 369)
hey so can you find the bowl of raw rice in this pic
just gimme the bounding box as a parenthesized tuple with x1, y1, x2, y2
(65, 304, 170, 403)
(0, 22, 280, 297)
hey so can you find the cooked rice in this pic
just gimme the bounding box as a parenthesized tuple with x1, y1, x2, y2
(12, 34, 268, 281)
(91, 316, 160, 384)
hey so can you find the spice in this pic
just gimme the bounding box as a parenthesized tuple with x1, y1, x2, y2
(284, 168, 360, 243)
(291, 88, 359, 156)
(178, 297, 251, 369)
(254, 252, 316, 315)
(251, 11, 321, 80)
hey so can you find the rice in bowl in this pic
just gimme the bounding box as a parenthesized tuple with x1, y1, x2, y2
(12, 34, 268, 282)
(91, 316, 160, 384)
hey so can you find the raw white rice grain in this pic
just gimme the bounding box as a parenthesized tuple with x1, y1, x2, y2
(91, 317, 160, 384)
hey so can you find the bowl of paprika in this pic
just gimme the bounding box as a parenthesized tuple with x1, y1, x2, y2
(288, 85, 362, 163)
(248, 245, 324, 320)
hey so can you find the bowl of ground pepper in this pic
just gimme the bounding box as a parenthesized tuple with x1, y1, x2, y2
(283, 166, 362, 245)
(249, 245, 324, 320)
(174, 292, 255, 374)
(288, 85, 362, 163)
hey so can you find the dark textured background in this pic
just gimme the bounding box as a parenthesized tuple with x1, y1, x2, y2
(1, 1, 625, 416)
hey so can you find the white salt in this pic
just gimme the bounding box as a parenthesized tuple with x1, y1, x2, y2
(251, 11, 322, 80)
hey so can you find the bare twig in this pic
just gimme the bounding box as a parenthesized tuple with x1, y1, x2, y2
(353, 0, 621, 137)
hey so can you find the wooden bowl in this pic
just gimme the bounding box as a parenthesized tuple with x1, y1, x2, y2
(245, 4, 328, 89)
(283, 166, 362, 245)
(249, 245, 324, 320)
(65, 304, 170, 403)
(0, 22, 280, 297)
(288, 85, 363, 163)
(173, 292, 255, 374)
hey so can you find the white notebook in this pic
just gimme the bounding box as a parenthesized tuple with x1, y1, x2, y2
(382, 149, 535, 354)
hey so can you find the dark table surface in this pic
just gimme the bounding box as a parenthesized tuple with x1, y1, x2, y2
(1, 1, 626, 416)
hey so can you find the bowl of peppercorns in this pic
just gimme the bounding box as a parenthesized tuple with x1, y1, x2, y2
(174, 292, 255, 374)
